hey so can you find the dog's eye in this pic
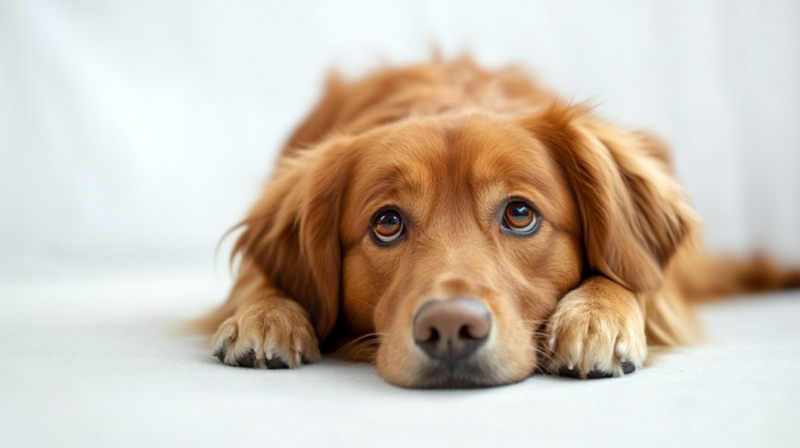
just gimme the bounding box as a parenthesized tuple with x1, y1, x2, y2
(503, 201, 539, 233)
(372, 210, 404, 243)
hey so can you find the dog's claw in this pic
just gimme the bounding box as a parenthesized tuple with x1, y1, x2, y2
(236, 349, 257, 368)
(265, 357, 289, 369)
(621, 360, 636, 375)
(214, 345, 227, 364)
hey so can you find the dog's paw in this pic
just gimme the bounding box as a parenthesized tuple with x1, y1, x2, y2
(211, 298, 321, 369)
(543, 287, 646, 379)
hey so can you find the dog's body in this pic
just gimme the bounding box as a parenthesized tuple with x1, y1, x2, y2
(197, 59, 800, 388)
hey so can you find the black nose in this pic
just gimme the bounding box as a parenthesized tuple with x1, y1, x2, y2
(413, 298, 491, 361)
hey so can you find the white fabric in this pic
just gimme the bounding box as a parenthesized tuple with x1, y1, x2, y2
(1, 275, 798, 448)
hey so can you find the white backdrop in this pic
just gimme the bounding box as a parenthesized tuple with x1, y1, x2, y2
(1, 0, 799, 280)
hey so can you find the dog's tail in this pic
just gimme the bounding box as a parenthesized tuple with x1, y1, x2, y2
(670, 252, 800, 302)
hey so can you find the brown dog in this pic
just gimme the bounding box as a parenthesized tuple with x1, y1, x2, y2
(196, 58, 800, 388)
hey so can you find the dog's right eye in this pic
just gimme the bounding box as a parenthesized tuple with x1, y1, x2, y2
(372, 210, 404, 243)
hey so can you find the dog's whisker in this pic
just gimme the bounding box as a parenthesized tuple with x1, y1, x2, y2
(530, 332, 553, 339)
(531, 346, 556, 365)
(351, 297, 378, 312)
(352, 339, 382, 360)
(333, 333, 383, 357)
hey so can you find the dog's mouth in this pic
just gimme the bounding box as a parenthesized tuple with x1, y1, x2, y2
(412, 355, 502, 389)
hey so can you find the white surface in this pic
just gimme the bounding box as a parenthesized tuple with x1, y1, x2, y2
(0, 276, 799, 448)
(1, 0, 799, 278)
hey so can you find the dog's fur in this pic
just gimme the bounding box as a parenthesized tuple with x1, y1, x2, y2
(195, 58, 800, 388)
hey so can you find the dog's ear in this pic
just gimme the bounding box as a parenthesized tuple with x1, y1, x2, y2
(231, 137, 354, 341)
(526, 104, 699, 292)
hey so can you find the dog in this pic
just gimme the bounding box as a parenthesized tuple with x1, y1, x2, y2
(195, 58, 800, 388)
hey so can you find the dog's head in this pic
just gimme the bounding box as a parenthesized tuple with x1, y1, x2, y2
(234, 103, 695, 388)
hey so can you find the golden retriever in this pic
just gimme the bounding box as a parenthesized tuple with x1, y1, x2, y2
(195, 58, 800, 388)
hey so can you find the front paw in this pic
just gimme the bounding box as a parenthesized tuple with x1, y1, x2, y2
(543, 285, 646, 379)
(211, 298, 321, 369)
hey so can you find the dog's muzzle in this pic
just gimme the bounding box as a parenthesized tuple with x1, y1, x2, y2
(412, 297, 493, 387)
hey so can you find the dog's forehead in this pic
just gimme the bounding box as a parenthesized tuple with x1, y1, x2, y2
(349, 114, 571, 210)
(448, 114, 565, 196)
(353, 115, 563, 192)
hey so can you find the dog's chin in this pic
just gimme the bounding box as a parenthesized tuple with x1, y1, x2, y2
(414, 362, 503, 389)
(381, 353, 530, 389)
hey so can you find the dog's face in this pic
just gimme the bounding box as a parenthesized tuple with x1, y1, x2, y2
(238, 103, 691, 388)
(338, 114, 583, 387)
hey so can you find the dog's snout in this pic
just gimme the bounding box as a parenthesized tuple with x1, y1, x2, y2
(413, 298, 491, 361)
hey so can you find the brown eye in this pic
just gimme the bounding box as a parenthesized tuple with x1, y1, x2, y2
(372, 210, 404, 243)
(503, 201, 538, 233)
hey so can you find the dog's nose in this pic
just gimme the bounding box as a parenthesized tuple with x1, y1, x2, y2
(413, 298, 491, 361)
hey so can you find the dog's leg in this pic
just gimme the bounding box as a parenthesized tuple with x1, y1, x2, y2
(543, 276, 646, 378)
(209, 270, 321, 369)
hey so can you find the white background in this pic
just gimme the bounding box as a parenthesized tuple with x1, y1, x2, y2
(1, 0, 799, 281)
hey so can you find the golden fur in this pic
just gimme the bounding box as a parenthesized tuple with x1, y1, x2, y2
(195, 58, 800, 388)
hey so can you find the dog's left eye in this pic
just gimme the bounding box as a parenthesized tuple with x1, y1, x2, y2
(372, 210, 404, 243)
(503, 201, 539, 234)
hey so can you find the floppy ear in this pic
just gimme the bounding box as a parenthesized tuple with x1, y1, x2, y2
(232, 137, 354, 341)
(527, 104, 699, 292)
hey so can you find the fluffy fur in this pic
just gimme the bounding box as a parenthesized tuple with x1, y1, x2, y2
(195, 58, 800, 387)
